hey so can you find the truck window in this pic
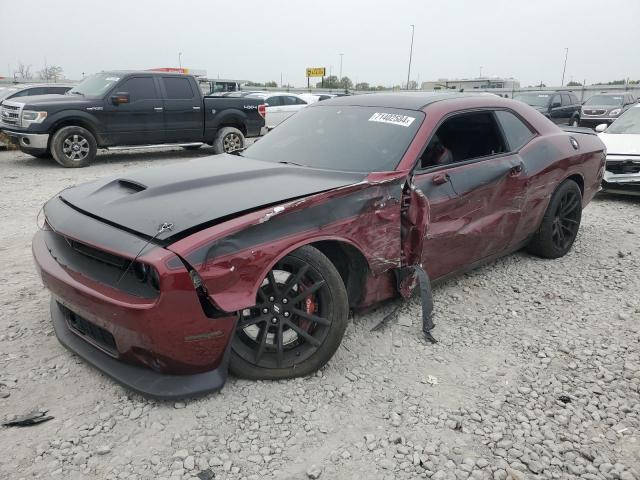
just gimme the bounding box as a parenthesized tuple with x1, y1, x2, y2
(162, 77, 194, 99)
(561, 94, 571, 106)
(118, 77, 158, 101)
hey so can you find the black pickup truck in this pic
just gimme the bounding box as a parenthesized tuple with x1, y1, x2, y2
(0, 71, 266, 167)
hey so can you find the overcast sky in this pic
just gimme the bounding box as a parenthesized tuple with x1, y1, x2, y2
(2, 0, 639, 87)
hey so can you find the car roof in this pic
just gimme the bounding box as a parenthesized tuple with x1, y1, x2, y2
(101, 70, 189, 77)
(317, 92, 495, 111)
(247, 92, 305, 98)
(1, 83, 73, 89)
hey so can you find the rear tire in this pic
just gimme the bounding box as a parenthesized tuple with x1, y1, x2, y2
(20, 147, 50, 159)
(526, 179, 582, 259)
(229, 245, 349, 380)
(212, 127, 244, 154)
(570, 117, 580, 127)
(51, 126, 97, 168)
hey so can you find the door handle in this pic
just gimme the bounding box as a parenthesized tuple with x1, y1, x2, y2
(192, 106, 201, 110)
(432, 173, 449, 185)
(154, 107, 163, 112)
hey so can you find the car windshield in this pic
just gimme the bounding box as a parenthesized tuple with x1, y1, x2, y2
(585, 95, 623, 106)
(607, 108, 640, 134)
(243, 105, 424, 172)
(67, 73, 122, 96)
(514, 93, 550, 107)
(0, 87, 19, 101)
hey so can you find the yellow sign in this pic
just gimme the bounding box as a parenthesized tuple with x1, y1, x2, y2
(306, 67, 326, 78)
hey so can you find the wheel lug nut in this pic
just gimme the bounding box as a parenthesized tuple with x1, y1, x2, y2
(271, 317, 278, 324)
(262, 308, 269, 314)
(283, 311, 290, 318)
(269, 296, 275, 302)
(282, 298, 288, 304)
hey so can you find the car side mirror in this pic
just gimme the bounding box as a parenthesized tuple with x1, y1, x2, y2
(595, 123, 608, 133)
(551, 102, 561, 109)
(111, 92, 130, 105)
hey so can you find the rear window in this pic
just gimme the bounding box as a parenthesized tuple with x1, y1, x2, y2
(244, 105, 424, 172)
(162, 77, 194, 99)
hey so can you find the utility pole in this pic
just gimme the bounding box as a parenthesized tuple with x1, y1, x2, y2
(561, 48, 568, 86)
(178, 52, 182, 69)
(479, 66, 483, 78)
(339, 53, 344, 81)
(406, 24, 415, 89)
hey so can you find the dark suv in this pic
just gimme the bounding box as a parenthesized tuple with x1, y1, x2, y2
(513, 91, 581, 126)
(579, 92, 637, 129)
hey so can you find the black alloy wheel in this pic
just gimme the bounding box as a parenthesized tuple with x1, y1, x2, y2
(551, 188, 581, 251)
(229, 246, 348, 379)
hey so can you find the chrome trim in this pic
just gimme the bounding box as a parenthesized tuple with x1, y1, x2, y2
(154, 107, 163, 112)
(2, 129, 49, 150)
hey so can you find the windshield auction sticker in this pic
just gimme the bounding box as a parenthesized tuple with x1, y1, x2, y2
(369, 112, 415, 127)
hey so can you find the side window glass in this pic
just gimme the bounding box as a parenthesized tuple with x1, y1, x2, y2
(267, 96, 283, 107)
(495, 110, 535, 151)
(420, 111, 507, 169)
(162, 77, 194, 99)
(551, 95, 562, 107)
(118, 77, 158, 102)
(561, 94, 571, 106)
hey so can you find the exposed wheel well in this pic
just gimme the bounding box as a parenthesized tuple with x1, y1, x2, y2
(310, 240, 369, 308)
(566, 173, 584, 196)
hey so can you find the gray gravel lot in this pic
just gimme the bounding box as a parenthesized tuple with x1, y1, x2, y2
(1, 147, 639, 480)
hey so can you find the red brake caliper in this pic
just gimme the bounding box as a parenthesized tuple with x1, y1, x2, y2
(299, 295, 316, 331)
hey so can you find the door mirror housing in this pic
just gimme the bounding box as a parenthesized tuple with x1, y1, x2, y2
(595, 123, 608, 133)
(111, 92, 130, 105)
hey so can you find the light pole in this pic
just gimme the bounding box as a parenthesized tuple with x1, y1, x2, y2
(406, 24, 415, 89)
(339, 53, 344, 81)
(561, 48, 568, 86)
(479, 66, 483, 78)
(178, 52, 183, 69)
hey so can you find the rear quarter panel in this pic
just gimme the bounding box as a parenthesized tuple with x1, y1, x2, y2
(203, 97, 265, 140)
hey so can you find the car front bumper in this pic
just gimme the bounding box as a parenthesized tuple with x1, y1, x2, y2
(579, 118, 615, 129)
(32, 220, 238, 399)
(1, 128, 49, 150)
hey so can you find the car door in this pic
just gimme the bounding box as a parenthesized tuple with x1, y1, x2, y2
(404, 109, 530, 280)
(103, 76, 164, 145)
(548, 94, 564, 124)
(280, 95, 308, 122)
(265, 95, 285, 128)
(159, 76, 202, 142)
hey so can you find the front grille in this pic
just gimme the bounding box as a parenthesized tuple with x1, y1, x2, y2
(0, 103, 20, 126)
(607, 161, 640, 175)
(583, 109, 607, 116)
(61, 303, 118, 356)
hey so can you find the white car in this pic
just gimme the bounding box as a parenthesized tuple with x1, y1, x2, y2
(245, 92, 309, 129)
(596, 104, 640, 195)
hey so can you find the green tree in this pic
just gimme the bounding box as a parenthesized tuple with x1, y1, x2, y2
(339, 76, 353, 89)
(355, 82, 370, 91)
(566, 81, 582, 87)
(245, 81, 264, 87)
(265, 81, 278, 87)
(407, 80, 418, 90)
(316, 75, 340, 88)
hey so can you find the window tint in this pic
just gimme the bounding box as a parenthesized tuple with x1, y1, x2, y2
(162, 77, 194, 99)
(495, 111, 535, 151)
(561, 94, 571, 106)
(570, 94, 579, 105)
(47, 87, 70, 94)
(266, 96, 283, 107)
(281, 96, 305, 106)
(118, 77, 158, 101)
(551, 95, 562, 107)
(420, 111, 507, 169)
(14, 88, 44, 97)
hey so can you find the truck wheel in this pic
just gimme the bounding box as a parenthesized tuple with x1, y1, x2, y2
(526, 179, 582, 259)
(51, 126, 97, 168)
(230, 245, 349, 380)
(20, 147, 51, 159)
(212, 127, 244, 154)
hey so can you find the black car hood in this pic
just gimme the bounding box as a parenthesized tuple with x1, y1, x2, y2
(56, 154, 366, 241)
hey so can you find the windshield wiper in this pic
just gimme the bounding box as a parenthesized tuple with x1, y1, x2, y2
(67, 91, 84, 96)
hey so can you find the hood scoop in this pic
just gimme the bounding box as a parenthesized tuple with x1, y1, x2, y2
(117, 179, 147, 193)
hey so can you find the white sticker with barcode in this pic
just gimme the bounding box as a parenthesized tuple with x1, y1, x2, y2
(368, 112, 415, 127)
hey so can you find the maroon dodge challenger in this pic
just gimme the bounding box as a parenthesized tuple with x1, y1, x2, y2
(33, 93, 606, 398)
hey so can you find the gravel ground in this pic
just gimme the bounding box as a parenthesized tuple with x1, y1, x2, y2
(1, 147, 639, 480)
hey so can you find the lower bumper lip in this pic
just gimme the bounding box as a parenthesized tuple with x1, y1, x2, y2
(51, 298, 231, 399)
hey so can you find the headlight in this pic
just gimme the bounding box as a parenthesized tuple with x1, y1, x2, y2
(21, 110, 48, 127)
(609, 109, 622, 117)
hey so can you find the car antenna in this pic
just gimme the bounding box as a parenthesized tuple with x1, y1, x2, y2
(116, 222, 174, 285)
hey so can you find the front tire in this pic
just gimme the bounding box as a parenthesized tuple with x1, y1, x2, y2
(527, 179, 582, 258)
(212, 127, 245, 154)
(229, 245, 349, 380)
(51, 126, 97, 168)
